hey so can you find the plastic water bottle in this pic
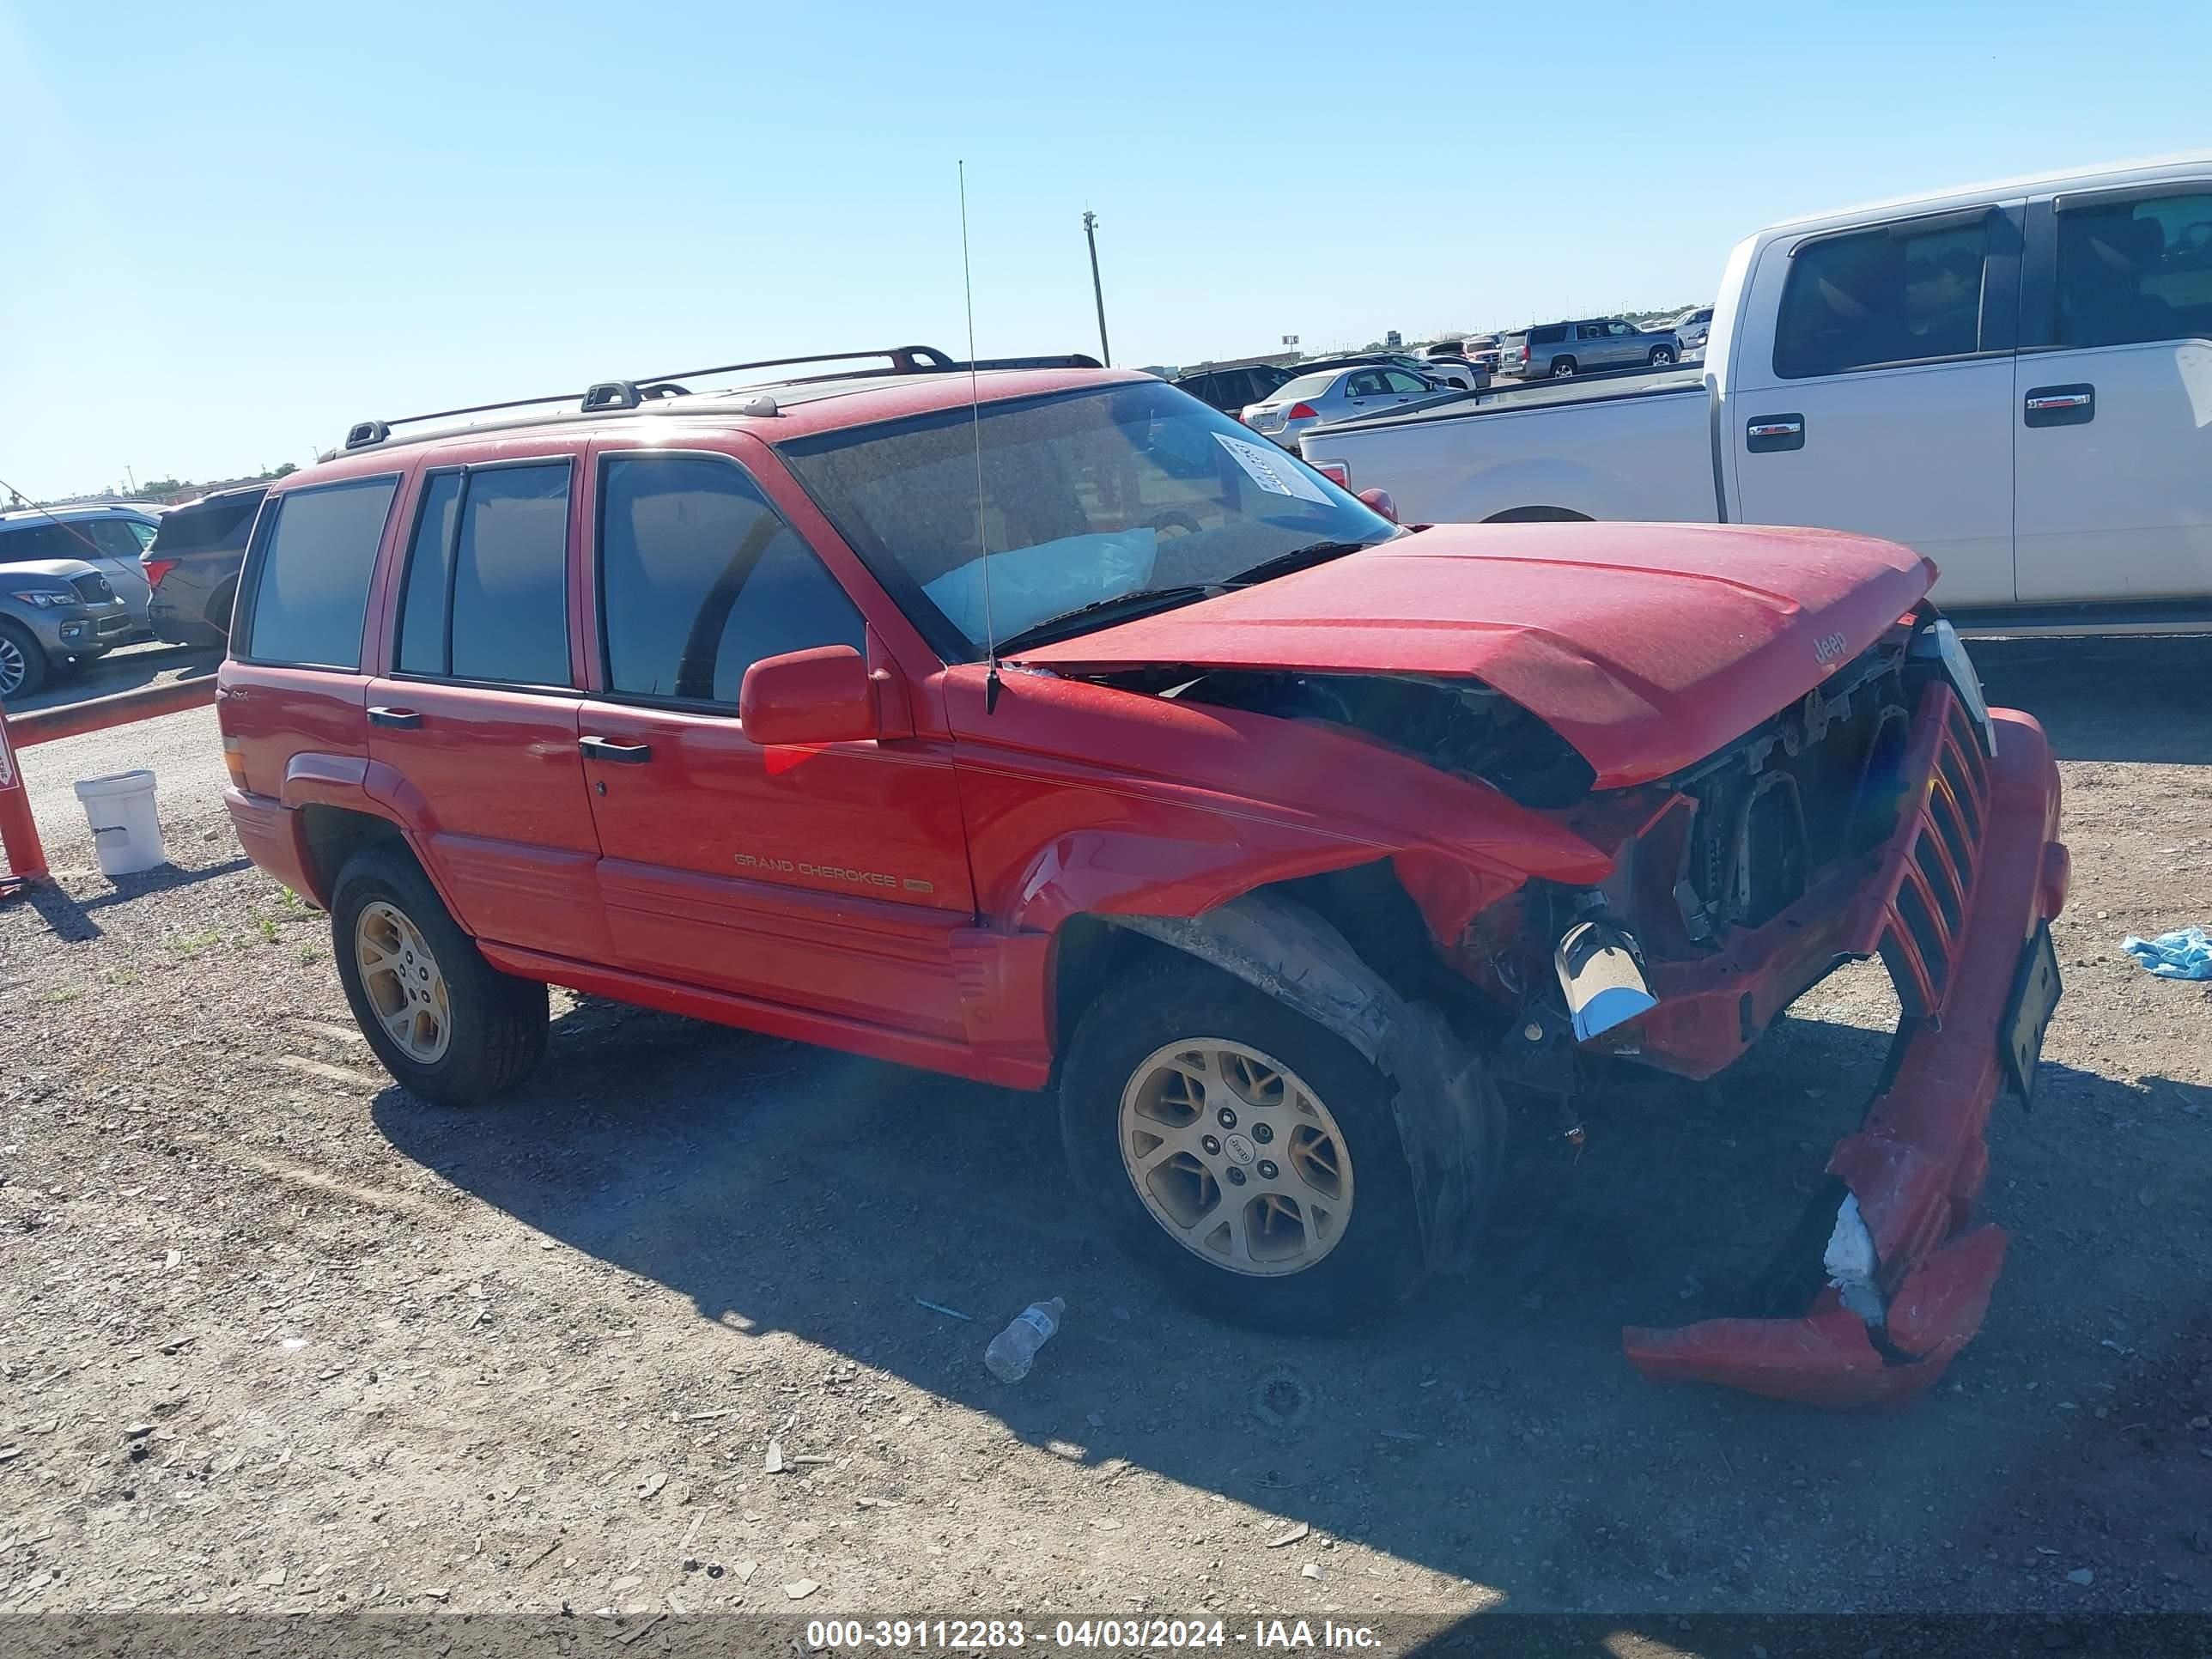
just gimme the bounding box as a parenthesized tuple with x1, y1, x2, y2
(984, 1297, 1066, 1382)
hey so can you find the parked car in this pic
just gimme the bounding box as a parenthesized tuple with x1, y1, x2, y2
(1296, 350, 1479, 388)
(1240, 363, 1448, 450)
(1297, 152, 2212, 629)
(0, 503, 160, 638)
(1417, 343, 1492, 387)
(1497, 318, 1681, 377)
(1171, 362, 1299, 415)
(1666, 307, 1715, 350)
(216, 344, 2066, 1406)
(0, 555, 131, 698)
(143, 484, 268, 647)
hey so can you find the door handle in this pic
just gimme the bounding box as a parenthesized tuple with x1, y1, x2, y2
(579, 735, 653, 764)
(366, 707, 422, 730)
(2024, 384, 2094, 428)
(1746, 414, 1805, 453)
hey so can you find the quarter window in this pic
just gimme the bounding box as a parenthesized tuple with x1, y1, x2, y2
(2055, 188, 2212, 348)
(597, 453, 863, 706)
(1775, 216, 1992, 378)
(242, 477, 398, 669)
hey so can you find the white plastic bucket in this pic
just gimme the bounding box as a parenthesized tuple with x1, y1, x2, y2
(73, 769, 166, 877)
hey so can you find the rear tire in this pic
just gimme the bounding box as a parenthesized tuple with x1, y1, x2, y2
(330, 842, 547, 1107)
(1060, 956, 1430, 1334)
(1550, 357, 1578, 377)
(0, 621, 45, 700)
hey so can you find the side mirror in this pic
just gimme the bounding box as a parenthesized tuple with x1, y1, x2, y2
(1357, 487, 1400, 526)
(738, 645, 878, 745)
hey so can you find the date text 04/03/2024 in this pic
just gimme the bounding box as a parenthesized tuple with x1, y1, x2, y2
(805, 1618, 1383, 1650)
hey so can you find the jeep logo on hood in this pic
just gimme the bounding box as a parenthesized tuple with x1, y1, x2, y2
(1814, 631, 1850, 665)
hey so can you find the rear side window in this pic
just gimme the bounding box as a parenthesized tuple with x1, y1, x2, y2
(149, 493, 263, 555)
(598, 453, 863, 705)
(242, 477, 398, 669)
(2056, 187, 2212, 348)
(1530, 325, 1566, 344)
(1775, 215, 1991, 378)
(395, 472, 464, 676)
(451, 465, 573, 685)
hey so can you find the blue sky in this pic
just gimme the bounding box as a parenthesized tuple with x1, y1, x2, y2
(3, 0, 2206, 498)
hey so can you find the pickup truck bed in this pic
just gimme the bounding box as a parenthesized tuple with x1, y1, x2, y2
(1302, 367, 1720, 526)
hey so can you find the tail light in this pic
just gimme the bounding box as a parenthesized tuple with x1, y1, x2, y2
(1314, 461, 1352, 489)
(222, 736, 248, 791)
(1287, 403, 1319, 420)
(143, 558, 179, 589)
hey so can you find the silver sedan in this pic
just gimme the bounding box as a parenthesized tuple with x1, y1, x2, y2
(1239, 365, 1443, 452)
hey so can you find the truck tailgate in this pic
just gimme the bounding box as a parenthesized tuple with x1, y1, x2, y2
(1298, 374, 1716, 527)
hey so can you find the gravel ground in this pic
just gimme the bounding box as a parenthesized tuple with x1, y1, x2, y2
(1, 638, 2207, 1638)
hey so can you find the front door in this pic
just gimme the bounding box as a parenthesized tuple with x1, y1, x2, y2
(2014, 179, 2212, 604)
(1731, 203, 2022, 606)
(364, 454, 610, 962)
(575, 447, 975, 1038)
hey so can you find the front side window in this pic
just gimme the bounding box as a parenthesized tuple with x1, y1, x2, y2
(2056, 188, 2212, 348)
(1775, 215, 1991, 378)
(779, 380, 1398, 660)
(1382, 369, 1431, 393)
(88, 522, 146, 559)
(598, 453, 863, 705)
(1607, 321, 1637, 337)
(242, 477, 398, 669)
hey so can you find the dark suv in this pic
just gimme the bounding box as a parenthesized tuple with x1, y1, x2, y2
(1170, 362, 1297, 413)
(143, 484, 268, 648)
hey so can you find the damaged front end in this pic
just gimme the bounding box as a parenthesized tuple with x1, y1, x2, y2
(1082, 611, 2066, 1407)
(1514, 623, 2068, 1407)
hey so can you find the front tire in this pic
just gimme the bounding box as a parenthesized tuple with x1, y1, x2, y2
(1060, 957, 1428, 1333)
(0, 621, 46, 700)
(1648, 346, 1676, 367)
(331, 842, 547, 1107)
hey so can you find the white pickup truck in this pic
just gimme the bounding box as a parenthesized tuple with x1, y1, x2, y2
(1299, 153, 2212, 628)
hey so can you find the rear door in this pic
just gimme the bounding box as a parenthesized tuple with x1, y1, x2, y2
(1729, 202, 2023, 606)
(2013, 177, 2212, 603)
(363, 449, 611, 961)
(575, 442, 975, 1036)
(223, 472, 402, 811)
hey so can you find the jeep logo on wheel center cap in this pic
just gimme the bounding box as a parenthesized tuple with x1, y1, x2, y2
(1224, 1133, 1257, 1167)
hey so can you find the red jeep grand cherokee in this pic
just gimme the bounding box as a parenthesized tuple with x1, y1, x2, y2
(219, 346, 2067, 1406)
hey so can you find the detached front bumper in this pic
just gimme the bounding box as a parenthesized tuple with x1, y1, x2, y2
(1622, 693, 2068, 1407)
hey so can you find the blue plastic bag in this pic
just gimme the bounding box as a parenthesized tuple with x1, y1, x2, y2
(2120, 927, 2212, 981)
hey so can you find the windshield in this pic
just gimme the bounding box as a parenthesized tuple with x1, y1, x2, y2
(778, 380, 1396, 659)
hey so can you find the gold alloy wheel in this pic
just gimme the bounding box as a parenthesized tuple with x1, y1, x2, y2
(355, 900, 453, 1065)
(1117, 1036, 1355, 1277)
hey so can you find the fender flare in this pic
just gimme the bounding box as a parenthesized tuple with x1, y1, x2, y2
(1110, 890, 1502, 1273)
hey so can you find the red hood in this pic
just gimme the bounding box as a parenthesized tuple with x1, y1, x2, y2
(1012, 521, 1932, 788)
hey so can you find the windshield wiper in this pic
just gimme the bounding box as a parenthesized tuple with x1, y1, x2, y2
(994, 584, 1222, 656)
(1224, 538, 1383, 587)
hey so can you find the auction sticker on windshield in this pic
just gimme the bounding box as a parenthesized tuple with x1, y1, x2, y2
(1212, 432, 1332, 504)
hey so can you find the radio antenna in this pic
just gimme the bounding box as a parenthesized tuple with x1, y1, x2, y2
(958, 160, 1002, 714)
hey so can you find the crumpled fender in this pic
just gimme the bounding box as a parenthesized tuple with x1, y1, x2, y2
(1111, 890, 1502, 1273)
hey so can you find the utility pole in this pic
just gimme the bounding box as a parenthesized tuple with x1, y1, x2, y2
(1082, 210, 1111, 367)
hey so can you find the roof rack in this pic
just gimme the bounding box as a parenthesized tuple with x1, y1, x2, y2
(337, 345, 1104, 453)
